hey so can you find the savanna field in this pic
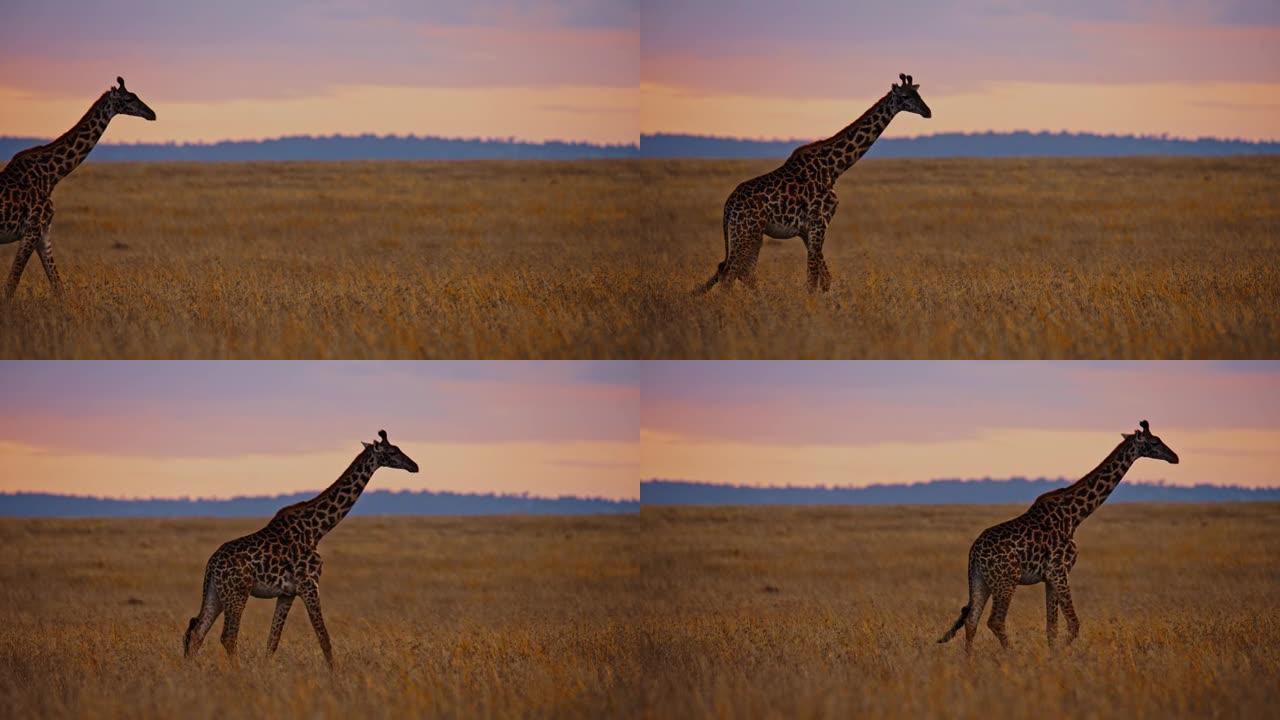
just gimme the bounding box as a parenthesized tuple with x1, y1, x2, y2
(0, 161, 644, 358)
(2, 157, 1276, 359)
(637, 157, 1280, 358)
(3, 506, 1276, 718)
(0, 515, 642, 719)
(638, 504, 1280, 719)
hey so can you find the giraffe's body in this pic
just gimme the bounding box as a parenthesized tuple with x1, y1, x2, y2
(1, 77, 155, 300)
(699, 73, 930, 293)
(183, 431, 419, 667)
(939, 421, 1179, 650)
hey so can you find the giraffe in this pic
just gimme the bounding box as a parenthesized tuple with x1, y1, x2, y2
(698, 73, 931, 293)
(937, 421, 1179, 652)
(183, 430, 419, 667)
(1, 76, 156, 300)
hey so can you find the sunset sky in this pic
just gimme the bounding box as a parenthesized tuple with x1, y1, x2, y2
(0, 362, 639, 501)
(642, 1, 1280, 141)
(641, 362, 1280, 489)
(2, 2, 1274, 146)
(0, 1, 639, 145)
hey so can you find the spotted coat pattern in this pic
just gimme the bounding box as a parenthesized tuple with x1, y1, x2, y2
(698, 74, 931, 293)
(938, 421, 1180, 651)
(1, 77, 155, 300)
(183, 431, 419, 667)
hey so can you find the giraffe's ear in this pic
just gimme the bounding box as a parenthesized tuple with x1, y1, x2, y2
(1121, 432, 1134, 441)
(362, 441, 373, 450)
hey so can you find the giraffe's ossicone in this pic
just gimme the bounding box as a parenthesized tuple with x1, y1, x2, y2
(183, 430, 419, 667)
(938, 420, 1180, 651)
(698, 73, 931, 293)
(1, 77, 156, 301)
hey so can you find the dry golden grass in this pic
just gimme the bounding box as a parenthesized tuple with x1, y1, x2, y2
(0, 515, 641, 718)
(635, 157, 1280, 358)
(4, 157, 1275, 358)
(637, 503, 1280, 719)
(0, 161, 644, 358)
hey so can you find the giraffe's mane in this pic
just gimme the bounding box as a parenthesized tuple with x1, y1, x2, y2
(780, 90, 892, 166)
(271, 500, 309, 520)
(1030, 484, 1073, 508)
(812, 90, 894, 152)
(6, 91, 111, 165)
(1030, 436, 1135, 509)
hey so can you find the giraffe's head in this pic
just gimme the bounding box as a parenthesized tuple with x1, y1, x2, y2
(363, 429, 420, 472)
(1124, 420, 1179, 464)
(889, 73, 931, 119)
(107, 77, 157, 121)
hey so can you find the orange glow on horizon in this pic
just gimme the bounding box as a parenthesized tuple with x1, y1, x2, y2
(0, 84, 639, 146)
(639, 428, 1280, 490)
(640, 82, 1280, 143)
(1, 440, 639, 502)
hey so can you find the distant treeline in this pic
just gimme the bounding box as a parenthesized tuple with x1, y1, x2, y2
(642, 478, 1280, 506)
(640, 131, 1280, 159)
(6, 131, 1278, 164)
(0, 489, 638, 518)
(0, 134, 640, 163)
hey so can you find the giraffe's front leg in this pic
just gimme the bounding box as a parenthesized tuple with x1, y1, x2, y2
(1053, 575, 1080, 644)
(802, 224, 832, 293)
(267, 595, 295, 654)
(300, 583, 334, 668)
(3, 234, 37, 301)
(36, 230, 64, 296)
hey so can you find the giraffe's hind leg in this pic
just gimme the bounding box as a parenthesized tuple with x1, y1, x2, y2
(267, 595, 295, 654)
(723, 217, 764, 289)
(986, 582, 1015, 649)
(3, 235, 36, 301)
(963, 575, 990, 654)
(218, 581, 250, 661)
(1044, 581, 1060, 648)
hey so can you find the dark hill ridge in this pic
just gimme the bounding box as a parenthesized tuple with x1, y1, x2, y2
(4, 131, 1277, 163)
(0, 134, 639, 163)
(642, 478, 1280, 506)
(0, 489, 638, 518)
(640, 132, 1280, 159)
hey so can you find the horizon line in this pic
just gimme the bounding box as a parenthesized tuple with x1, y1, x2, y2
(1, 487, 640, 504)
(0, 132, 642, 149)
(7, 129, 1278, 150)
(642, 477, 1279, 492)
(641, 130, 1280, 146)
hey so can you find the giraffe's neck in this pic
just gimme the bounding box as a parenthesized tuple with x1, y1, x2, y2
(299, 448, 379, 543)
(21, 92, 115, 193)
(1060, 438, 1140, 530)
(815, 92, 898, 179)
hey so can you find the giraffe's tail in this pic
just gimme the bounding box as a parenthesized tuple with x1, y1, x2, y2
(183, 616, 200, 656)
(937, 604, 971, 643)
(184, 566, 216, 657)
(694, 262, 726, 295)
